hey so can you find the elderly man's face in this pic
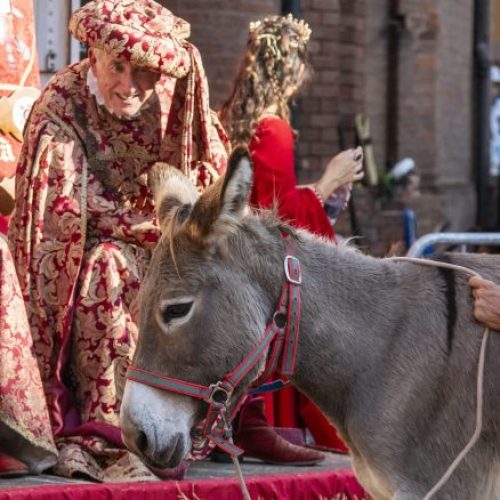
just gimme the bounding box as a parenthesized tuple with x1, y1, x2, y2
(89, 48, 160, 118)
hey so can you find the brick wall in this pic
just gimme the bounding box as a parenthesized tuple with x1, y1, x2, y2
(315, 0, 476, 252)
(435, 0, 475, 231)
(296, 0, 366, 184)
(159, 0, 280, 108)
(158, 0, 477, 254)
(364, 0, 389, 172)
(397, 0, 439, 182)
(397, 0, 475, 234)
(436, 1, 473, 182)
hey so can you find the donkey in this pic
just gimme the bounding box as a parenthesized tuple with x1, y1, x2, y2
(120, 149, 500, 499)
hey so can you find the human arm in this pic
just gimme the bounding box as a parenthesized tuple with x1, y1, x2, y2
(299, 147, 363, 223)
(86, 174, 160, 249)
(12, 119, 159, 251)
(468, 276, 500, 331)
(314, 146, 364, 202)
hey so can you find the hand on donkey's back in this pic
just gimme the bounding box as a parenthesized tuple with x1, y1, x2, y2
(469, 276, 500, 331)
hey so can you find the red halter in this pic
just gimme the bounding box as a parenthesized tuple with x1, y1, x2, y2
(126, 235, 302, 458)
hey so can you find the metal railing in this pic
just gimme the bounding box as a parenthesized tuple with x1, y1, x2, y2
(407, 232, 500, 258)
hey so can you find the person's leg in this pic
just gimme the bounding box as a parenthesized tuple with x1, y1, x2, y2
(69, 241, 143, 429)
(231, 396, 325, 465)
(55, 241, 185, 481)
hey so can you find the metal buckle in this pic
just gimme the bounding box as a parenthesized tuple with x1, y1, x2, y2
(207, 382, 231, 405)
(284, 255, 302, 285)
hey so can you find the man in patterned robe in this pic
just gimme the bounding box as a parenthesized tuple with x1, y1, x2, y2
(9, 0, 228, 481)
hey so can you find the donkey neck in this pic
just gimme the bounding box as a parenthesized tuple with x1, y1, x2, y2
(232, 220, 400, 441)
(285, 233, 400, 441)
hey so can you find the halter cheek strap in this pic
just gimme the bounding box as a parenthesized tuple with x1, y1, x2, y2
(126, 234, 302, 458)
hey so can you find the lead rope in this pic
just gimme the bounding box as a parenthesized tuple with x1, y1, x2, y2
(389, 257, 490, 499)
(231, 455, 251, 500)
(221, 411, 251, 500)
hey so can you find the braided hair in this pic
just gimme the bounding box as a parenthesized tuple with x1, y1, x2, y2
(220, 15, 311, 145)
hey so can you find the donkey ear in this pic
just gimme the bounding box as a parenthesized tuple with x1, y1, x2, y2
(148, 163, 199, 227)
(219, 146, 253, 219)
(187, 147, 253, 244)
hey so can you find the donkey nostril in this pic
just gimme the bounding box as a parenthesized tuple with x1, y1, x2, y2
(136, 430, 148, 454)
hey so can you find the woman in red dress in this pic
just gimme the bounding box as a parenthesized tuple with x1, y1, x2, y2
(220, 15, 364, 461)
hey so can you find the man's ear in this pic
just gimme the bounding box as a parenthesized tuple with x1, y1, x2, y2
(148, 163, 199, 229)
(186, 147, 253, 245)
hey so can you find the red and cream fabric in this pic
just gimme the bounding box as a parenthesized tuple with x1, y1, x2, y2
(0, 235, 57, 470)
(0, 0, 56, 473)
(9, 2, 228, 480)
(70, 0, 191, 77)
(69, 0, 226, 184)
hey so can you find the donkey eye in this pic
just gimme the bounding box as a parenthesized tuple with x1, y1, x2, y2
(161, 302, 193, 324)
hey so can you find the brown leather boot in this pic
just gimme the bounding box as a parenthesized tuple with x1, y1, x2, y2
(233, 397, 325, 466)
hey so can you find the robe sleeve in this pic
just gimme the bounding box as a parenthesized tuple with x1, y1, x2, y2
(85, 112, 230, 245)
(8, 117, 159, 386)
(249, 117, 334, 239)
(9, 119, 88, 385)
(85, 175, 160, 248)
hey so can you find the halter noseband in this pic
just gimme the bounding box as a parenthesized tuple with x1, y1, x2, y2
(126, 235, 302, 458)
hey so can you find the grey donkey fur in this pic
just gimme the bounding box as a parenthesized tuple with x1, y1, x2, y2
(122, 150, 500, 499)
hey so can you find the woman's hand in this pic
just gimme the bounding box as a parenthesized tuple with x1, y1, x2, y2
(469, 276, 500, 331)
(315, 146, 364, 200)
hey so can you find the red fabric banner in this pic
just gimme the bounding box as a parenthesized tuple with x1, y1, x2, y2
(0, 0, 40, 177)
(0, 469, 367, 500)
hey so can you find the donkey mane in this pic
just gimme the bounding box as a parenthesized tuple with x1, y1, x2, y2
(226, 208, 362, 262)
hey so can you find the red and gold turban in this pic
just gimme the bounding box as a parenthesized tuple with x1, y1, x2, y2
(69, 0, 228, 184)
(69, 0, 192, 77)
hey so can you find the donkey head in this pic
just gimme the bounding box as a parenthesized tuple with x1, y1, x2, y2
(120, 149, 280, 468)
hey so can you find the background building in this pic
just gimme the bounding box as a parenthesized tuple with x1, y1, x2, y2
(34, 0, 499, 255)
